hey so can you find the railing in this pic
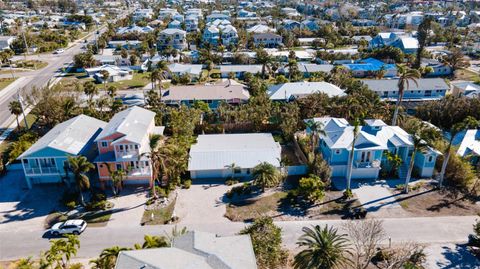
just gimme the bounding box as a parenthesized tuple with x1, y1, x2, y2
(25, 167, 58, 175)
(116, 150, 139, 159)
(129, 168, 151, 176)
(354, 160, 381, 169)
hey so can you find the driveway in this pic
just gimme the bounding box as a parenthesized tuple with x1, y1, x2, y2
(353, 182, 409, 218)
(424, 243, 480, 269)
(175, 181, 231, 224)
(106, 186, 148, 228)
(0, 165, 62, 231)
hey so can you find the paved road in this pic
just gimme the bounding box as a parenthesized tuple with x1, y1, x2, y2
(0, 215, 476, 261)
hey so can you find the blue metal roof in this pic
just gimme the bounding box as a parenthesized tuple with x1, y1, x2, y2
(343, 58, 396, 72)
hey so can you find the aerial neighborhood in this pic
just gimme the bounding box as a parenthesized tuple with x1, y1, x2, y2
(0, 0, 480, 268)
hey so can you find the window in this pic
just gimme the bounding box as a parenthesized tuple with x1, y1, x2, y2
(335, 149, 341, 155)
(119, 145, 124, 151)
(234, 168, 241, 174)
(116, 164, 122, 170)
(134, 145, 139, 150)
(101, 141, 108, 147)
(428, 155, 433, 162)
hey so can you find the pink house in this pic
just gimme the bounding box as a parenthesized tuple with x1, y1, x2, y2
(94, 106, 164, 186)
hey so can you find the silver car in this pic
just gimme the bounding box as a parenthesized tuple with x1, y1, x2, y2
(50, 219, 87, 236)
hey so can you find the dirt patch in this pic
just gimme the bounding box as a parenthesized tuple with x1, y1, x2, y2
(141, 198, 176, 225)
(225, 191, 364, 222)
(393, 187, 480, 217)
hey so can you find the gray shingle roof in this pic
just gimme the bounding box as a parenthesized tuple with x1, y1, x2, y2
(363, 78, 449, 92)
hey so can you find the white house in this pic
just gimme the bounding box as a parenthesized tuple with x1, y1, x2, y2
(0, 36, 16, 50)
(188, 133, 281, 179)
(267, 82, 345, 101)
(157, 28, 187, 50)
(453, 129, 480, 167)
(85, 65, 133, 83)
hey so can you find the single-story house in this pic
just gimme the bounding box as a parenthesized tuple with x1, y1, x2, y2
(85, 65, 133, 83)
(451, 81, 480, 98)
(343, 58, 397, 78)
(421, 59, 452, 77)
(115, 231, 257, 269)
(18, 115, 107, 188)
(107, 40, 142, 50)
(363, 78, 449, 101)
(161, 79, 250, 109)
(218, 65, 262, 78)
(0, 36, 16, 50)
(298, 63, 334, 77)
(168, 63, 203, 80)
(267, 81, 345, 101)
(188, 133, 281, 179)
(453, 129, 480, 167)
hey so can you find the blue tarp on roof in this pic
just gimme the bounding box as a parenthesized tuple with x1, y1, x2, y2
(343, 58, 396, 72)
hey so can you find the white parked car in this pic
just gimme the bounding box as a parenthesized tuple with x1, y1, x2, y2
(49, 219, 87, 235)
(54, 49, 65, 54)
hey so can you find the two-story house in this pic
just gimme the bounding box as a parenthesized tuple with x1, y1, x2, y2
(157, 28, 187, 50)
(253, 33, 283, 48)
(310, 117, 440, 184)
(94, 106, 165, 186)
(185, 15, 199, 32)
(19, 115, 107, 189)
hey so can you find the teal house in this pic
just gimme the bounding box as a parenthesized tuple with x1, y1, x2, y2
(18, 115, 107, 189)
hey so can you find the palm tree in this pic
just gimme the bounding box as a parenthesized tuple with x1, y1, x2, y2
(440, 47, 469, 77)
(391, 64, 420, 126)
(100, 70, 110, 91)
(141, 134, 165, 198)
(83, 81, 98, 104)
(293, 225, 352, 269)
(150, 69, 160, 91)
(134, 235, 170, 249)
(9, 100, 22, 129)
(103, 162, 127, 196)
(155, 61, 171, 93)
(255, 48, 272, 79)
(225, 162, 240, 180)
(346, 119, 360, 192)
(67, 155, 94, 206)
(42, 234, 80, 269)
(384, 151, 403, 177)
(252, 162, 281, 192)
(305, 119, 326, 156)
(438, 117, 479, 187)
(403, 122, 437, 193)
(90, 246, 130, 269)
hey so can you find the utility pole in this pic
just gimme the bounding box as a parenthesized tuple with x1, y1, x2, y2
(22, 23, 29, 61)
(94, 21, 99, 53)
(17, 93, 29, 129)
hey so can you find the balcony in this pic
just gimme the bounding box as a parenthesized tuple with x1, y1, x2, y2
(116, 150, 139, 159)
(129, 167, 151, 176)
(25, 166, 58, 175)
(354, 160, 381, 169)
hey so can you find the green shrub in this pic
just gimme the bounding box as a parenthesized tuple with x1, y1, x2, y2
(66, 201, 77, 210)
(296, 175, 325, 203)
(149, 186, 169, 198)
(226, 183, 253, 198)
(86, 200, 107, 211)
(183, 180, 192, 189)
(225, 179, 239, 186)
(343, 189, 353, 199)
(61, 190, 78, 209)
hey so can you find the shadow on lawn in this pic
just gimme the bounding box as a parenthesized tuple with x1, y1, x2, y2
(435, 244, 480, 269)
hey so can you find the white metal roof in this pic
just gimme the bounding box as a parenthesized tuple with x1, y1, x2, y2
(267, 82, 345, 100)
(455, 129, 480, 157)
(18, 115, 107, 159)
(188, 133, 281, 171)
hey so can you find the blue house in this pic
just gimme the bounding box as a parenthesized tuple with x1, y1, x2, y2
(343, 58, 397, 78)
(301, 19, 319, 31)
(309, 117, 440, 185)
(18, 115, 107, 189)
(282, 19, 301, 31)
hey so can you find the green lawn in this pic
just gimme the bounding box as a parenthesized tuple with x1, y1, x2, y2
(13, 60, 48, 70)
(105, 72, 151, 91)
(0, 114, 38, 156)
(141, 198, 176, 225)
(0, 78, 16, 91)
(455, 69, 480, 81)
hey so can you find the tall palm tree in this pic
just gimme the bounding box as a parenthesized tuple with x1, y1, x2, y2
(252, 162, 281, 192)
(134, 235, 170, 249)
(103, 162, 128, 196)
(100, 70, 110, 91)
(83, 81, 98, 104)
(149, 69, 160, 91)
(156, 61, 170, 93)
(141, 134, 165, 198)
(438, 117, 479, 187)
(391, 64, 420, 126)
(90, 246, 130, 269)
(293, 225, 352, 269)
(346, 119, 360, 192)
(403, 122, 438, 193)
(255, 48, 272, 79)
(67, 156, 94, 206)
(9, 100, 23, 129)
(305, 119, 326, 156)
